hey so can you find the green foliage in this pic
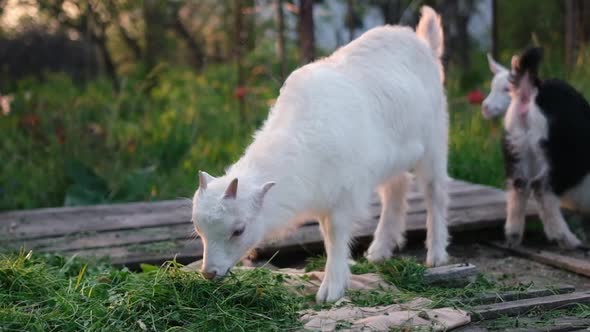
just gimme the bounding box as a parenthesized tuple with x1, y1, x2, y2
(448, 104, 505, 188)
(6, 39, 590, 211)
(0, 251, 303, 331)
(1, 61, 506, 210)
(0, 60, 279, 210)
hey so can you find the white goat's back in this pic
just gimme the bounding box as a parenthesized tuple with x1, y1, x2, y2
(234, 22, 447, 215)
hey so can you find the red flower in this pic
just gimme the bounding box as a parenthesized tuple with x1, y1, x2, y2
(234, 86, 248, 100)
(467, 89, 484, 105)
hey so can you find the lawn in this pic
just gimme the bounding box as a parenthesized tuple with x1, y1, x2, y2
(0, 58, 507, 212)
(2, 250, 589, 331)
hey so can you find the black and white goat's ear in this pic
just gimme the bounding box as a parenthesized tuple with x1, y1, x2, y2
(198, 171, 215, 191)
(510, 55, 520, 73)
(487, 53, 507, 74)
(223, 178, 239, 199)
(519, 72, 533, 100)
(254, 182, 275, 208)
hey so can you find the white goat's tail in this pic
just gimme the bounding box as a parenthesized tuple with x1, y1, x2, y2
(416, 6, 444, 59)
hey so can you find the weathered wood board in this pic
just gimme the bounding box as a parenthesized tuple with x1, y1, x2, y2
(472, 291, 590, 321)
(487, 242, 590, 278)
(0, 178, 539, 266)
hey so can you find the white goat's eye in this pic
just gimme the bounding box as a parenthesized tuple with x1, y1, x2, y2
(232, 226, 245, 238)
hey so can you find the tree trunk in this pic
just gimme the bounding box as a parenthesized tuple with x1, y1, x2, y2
(118, 26, 142, 60)
(298, 0, 315, 64)
(377, 0, 402, 25)
(275, 0, 287, 82)
(143, 0, 167, 70)
(234, 0, 246, 121)
(565, 0, 583, 68)
(173, 15, 205, 70)
(491, 0, 498, 59)
(245, 0, 256, 51)
(346, 0, 355, 41)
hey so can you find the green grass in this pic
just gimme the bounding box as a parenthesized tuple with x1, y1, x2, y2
(0, 251, 304, 331)
(480, 304, 590, 330)
(3, 251, 589, 331)
(448, 103, 505, 188)
(1, 52, 510, 212)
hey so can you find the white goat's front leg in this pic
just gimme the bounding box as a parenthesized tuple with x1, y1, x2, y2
(316, 213, 352, 303)
(367, 174, 409, 262)
(505, 183, 530, 247)
(533, 189, 582, 249)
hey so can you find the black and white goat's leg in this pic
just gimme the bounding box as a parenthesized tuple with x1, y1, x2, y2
(505, 179, 531, 247)
(533, 187, 582, 249)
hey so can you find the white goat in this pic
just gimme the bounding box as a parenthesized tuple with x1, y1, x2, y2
(192, 6, 449, 303)
(482, 53, 511, 119)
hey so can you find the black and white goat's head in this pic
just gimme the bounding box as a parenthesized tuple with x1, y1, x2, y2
(506, 47, 544, 126)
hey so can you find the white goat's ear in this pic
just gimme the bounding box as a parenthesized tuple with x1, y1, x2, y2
(198, 171, 215, 191)
(223, 178, 239, 199)
(487, 53, 507, 74)
(255, 182, 275, 208)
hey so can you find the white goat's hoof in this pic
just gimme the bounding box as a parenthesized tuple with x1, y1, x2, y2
(366, 242, 393, 263)
(505, 232, 523, 248)
(557, 233, 582, 250)
(316, 278, 347, 303)
(425, 249, 448, 267)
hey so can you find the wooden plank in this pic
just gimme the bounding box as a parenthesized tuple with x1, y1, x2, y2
(453, 326, 489, 332)
(423, 263, 478, 287)
(9, 224, 195, 252)
(11, 199, 533, 266)
(368, 188, 511, 217)
(0, 182, 523, 246)
(503, 317, 590, 332)
(0, 207, 191, 241)
(469, 285, 576, 305)
(487, 242, 590, 278)
(67, 239, 203, 267)
(0, 179, 540, 266)
(0, 179, 504, 240)
(471, 291, 590, 321)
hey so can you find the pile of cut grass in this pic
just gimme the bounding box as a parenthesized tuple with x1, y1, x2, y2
(0, 251, 303, 331)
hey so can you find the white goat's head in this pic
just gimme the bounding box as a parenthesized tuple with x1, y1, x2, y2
(482, 53, 511, 119)
(192, 171, 275, 280)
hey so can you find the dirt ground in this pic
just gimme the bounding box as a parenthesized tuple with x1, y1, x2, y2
(269, 229, 590, 292)
(447, 243, 590, 291)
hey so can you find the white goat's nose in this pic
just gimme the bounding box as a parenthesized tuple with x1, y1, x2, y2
(201, 269, 218, 280)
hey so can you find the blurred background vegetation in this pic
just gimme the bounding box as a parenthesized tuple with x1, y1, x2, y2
(0, 0, 589, 211)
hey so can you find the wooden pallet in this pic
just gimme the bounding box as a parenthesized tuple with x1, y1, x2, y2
(0, 178, 538, 266)
(456, 285, 590, 331)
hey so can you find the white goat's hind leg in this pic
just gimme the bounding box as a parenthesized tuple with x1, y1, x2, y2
(416, 161, 449, 267)
(366, 174, 409, 262)
(505, 186, 530, 247)
(534, 190, 582, 249)
(316, 212, 352, 303)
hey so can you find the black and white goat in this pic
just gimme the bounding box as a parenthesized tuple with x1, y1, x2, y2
(503, 47, 590, 248)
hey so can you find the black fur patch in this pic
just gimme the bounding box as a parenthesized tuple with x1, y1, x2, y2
(511, 47, 543, 87)
(535, 79, 590, 195)
(501, 132, 519, 179)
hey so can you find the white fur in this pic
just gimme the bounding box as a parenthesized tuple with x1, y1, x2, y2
(192, 6, 449, 303)
(482, 53, 511, 119)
